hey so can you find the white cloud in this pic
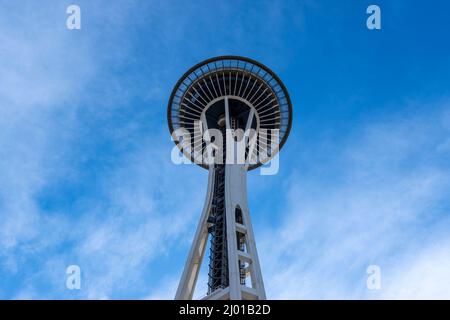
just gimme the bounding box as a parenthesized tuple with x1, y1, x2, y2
(0, 1, 204, 298)
(0, 3, 93, 257)
(260, 103, 450, 299)
(381, 240, 450, 299)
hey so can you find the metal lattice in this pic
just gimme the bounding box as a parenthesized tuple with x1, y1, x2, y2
(207, 125, 228, 293)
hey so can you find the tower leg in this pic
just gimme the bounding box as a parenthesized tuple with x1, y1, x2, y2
(175, 168, 215, 300)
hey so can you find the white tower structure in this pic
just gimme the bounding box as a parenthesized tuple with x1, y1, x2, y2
(168, 56, 292, 300)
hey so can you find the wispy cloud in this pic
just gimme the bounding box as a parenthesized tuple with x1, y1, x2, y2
(0, 2, 93, 263)
(260, 101, 450, 299)
(0, 1, 204, 299)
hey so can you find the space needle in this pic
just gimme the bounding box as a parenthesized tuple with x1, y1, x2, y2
(168, 56, 292, 300)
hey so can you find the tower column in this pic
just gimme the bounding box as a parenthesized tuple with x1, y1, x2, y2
(168, 56, 292, 301)
(223, 163, 266, 300)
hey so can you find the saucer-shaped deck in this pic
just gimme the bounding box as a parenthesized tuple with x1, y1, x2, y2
(168, 56, 292, 170)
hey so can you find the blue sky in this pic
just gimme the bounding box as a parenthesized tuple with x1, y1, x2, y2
(0, 0, 450, 299)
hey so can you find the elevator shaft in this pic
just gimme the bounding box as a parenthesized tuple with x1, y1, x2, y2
(207, 124, 228, 293)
